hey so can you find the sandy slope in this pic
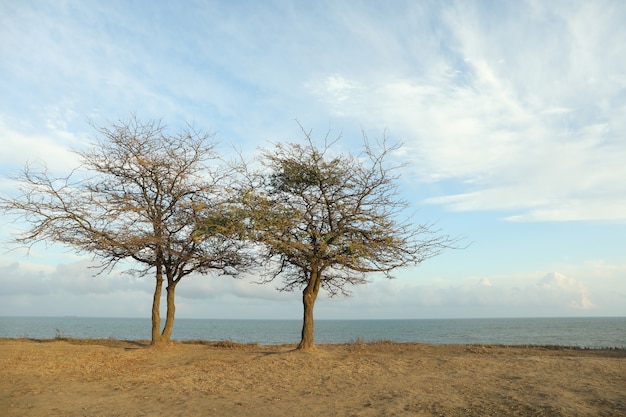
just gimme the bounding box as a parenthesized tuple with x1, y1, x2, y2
(1, 338, 624, 416)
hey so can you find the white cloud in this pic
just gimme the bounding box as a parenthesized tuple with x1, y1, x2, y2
(1, 253, 623, 319)
(1, 1, 625, 320)
(312, 68, 626, 221)
(0, 259, 148, 297)
(538, 272, 594, 309)
(176, 273, 291, 302)
(0, 119, 81, 177)
(307, 75, 364, 117)
(305, 2, 626, 222)
(0, 262, 53, 296)
(317, 269, 607, 319)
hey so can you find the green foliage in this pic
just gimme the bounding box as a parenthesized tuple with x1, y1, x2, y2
(239, 128, 457, 297)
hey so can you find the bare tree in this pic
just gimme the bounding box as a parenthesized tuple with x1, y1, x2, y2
(235, 127, 459, 349)
(1, 116, 251, 346)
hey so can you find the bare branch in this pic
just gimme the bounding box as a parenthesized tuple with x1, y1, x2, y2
(1, 115, 255, 345)
(231, 124, 462, 349)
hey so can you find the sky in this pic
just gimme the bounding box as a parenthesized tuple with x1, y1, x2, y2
(0, 0, 625, 320)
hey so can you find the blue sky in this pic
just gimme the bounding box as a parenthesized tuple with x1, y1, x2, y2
(1, 0, 625, 319)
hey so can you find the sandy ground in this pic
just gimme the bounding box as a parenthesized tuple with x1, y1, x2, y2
(1, 338, 624, 417)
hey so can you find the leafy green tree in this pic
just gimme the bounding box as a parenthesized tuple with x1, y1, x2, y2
(237, 128, 458, 349)
(1, 116, 251, 346)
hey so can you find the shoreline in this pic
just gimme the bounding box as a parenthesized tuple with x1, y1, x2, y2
(3, 316, 624, 349)
(2, 336, 626, 351)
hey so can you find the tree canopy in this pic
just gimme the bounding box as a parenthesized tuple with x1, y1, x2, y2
(3, 117, 459, 349)
(1, 116, 251, 345)
(235, 128, 458, 349)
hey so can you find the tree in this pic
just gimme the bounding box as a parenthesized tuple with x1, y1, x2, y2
(237, 127, 459, 349)
(1, 116, 250, 346)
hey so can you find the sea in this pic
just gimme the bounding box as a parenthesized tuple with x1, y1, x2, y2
(0, 316, 624, 348)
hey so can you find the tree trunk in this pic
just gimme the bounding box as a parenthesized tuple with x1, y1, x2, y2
(160, 282, 177, 343)
(297, 269, 321, 350)
(150, 265, 164, 346)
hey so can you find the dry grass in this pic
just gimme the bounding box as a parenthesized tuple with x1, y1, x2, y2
(183, 338, 260, 349)
(1, 338, 624, 417)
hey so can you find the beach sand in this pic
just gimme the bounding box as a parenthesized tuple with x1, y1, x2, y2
(1, 338, 624, 416)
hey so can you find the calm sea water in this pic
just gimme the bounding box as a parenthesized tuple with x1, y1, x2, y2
(0, 316, 624, 348)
